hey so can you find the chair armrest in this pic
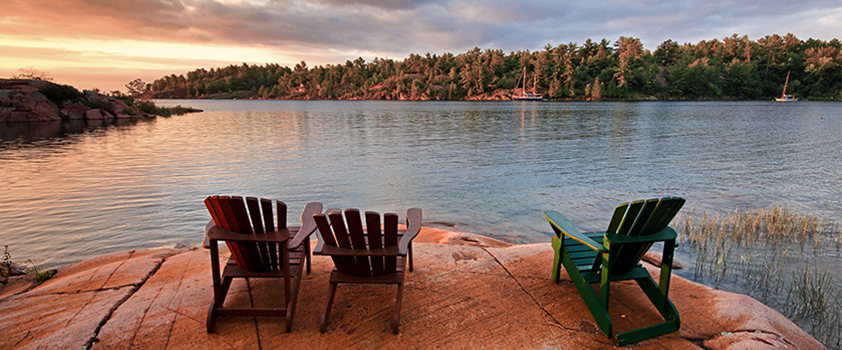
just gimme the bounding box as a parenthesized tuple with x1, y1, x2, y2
(398, 208, 422, 255)
(544, 210, 608, 253)
(604, 227, 677, 244)
(288, 202, 323, 250)
(205, 221, 290, 244)
(203, 221, 214, 248)
(316, 245, 400, 257)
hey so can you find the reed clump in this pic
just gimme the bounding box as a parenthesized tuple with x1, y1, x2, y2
(675, 204, 841, 348)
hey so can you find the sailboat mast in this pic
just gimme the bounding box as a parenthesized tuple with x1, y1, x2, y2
(533, 71, 537, 93)
(782, 71, 790, 98)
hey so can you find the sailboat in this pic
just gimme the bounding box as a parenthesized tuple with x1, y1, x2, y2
(775, 71, 799, 102)
(513, 66, 543, 101)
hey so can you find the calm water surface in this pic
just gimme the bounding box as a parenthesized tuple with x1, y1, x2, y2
(1, 100, 839, 270)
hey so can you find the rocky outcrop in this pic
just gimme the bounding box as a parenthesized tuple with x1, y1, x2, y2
(0, 228, 825, 350)
(0, 79, 152, 123)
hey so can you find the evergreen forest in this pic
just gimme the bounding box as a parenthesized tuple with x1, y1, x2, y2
(145, 33, 841, 101)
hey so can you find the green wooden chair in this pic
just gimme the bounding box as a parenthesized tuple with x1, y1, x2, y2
(544, 197, 685, 346)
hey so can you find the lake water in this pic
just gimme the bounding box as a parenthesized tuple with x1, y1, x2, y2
(1, 100, 839, 270)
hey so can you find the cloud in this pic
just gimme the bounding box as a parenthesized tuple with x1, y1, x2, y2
(1, 0, 839, 90)
(5, 0, 839, 51)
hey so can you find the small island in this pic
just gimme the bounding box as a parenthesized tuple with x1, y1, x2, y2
(0, 79, 201, 123)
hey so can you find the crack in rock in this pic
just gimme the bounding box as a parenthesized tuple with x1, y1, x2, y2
(479, 247, 575, 333)
(85, 253, 167, 349)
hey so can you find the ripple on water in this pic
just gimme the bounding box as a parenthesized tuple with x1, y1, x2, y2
(0, 100, 839, 269)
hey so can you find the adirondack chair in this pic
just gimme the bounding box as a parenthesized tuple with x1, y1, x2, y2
(313, 207, 422, 334)
(544, 197, 685, 346)
(203, 195, 323, 333)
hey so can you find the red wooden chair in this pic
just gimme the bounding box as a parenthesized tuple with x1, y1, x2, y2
(313, 207, 422, 334)
(203, 195, 322, 332)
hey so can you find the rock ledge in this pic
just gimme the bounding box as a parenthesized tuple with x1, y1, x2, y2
(0, 228, 825, 349)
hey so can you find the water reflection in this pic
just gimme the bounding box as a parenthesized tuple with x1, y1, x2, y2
(0, 119, 153, 147)
(0, 100, 839, 270)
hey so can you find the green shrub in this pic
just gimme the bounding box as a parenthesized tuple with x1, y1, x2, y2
(39, 84, 82, 104)
(135, 100, 157, 114)
(82, 100, 110, 110)
(24, 259, 53, 283)
(1, 246, 11, 281)
(114, 95, 135, 105)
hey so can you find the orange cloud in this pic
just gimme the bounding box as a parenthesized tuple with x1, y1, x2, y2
(2, 0, 839, 92)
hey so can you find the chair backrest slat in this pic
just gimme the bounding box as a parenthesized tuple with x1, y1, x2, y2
(204, 195, 290, 273)
(383, 213, 399, 274)
(275, 200, 287, 230)
(314, 213, 350, 275)
(228, 197, 253, 234)
(262, 198, 279, 269)
(328, 211, 359, 276)
(229, 197, 263, 270)
(609, 197, 685, 275)
(208, 196, 255, 271)
(605, 203, 628, 234)
(245, 197, 272, 269)
(345, 209, 372, 277)
(615, 200, 645, 236)
(328, 212, 353, 249)
(365, 211, 385, 276)
(205, 196, 247, 270)
(627, 199, 659, 237)
(317, 209, 403, 277)
(645, 197, 684, 233)
(627, 197, 685, 265)
(246, 197, 264, 233)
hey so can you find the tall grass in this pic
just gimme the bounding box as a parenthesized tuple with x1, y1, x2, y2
(675, 205, 841, 348)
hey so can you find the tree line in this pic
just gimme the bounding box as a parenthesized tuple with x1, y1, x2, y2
(144, 33, 841, 101)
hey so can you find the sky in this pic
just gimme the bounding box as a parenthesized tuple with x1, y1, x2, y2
(2, 0, 840, 92)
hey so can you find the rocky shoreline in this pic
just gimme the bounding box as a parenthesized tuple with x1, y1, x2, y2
(0, 79, 201, 123)
(0, 227, 825, 349)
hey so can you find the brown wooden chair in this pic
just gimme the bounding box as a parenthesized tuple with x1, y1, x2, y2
(203, 195, 322, 333)
(313, 207, 422, 334)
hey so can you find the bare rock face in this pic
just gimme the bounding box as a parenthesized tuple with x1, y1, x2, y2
(109, 99, 129, 114)
(34, 99, 62, 121)
(0, 228, 825, 350)
(60, 103, 88, 120)
(0, 78, 157, 123)
(85, 108, 107, 120)
(0, 89, 61, 122)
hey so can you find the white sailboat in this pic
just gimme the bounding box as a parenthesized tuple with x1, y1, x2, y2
(775, 71, 799, 102)
(513, 66, 543, 101)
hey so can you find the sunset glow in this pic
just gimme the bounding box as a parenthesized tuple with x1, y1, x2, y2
(2, 0, 839, 91)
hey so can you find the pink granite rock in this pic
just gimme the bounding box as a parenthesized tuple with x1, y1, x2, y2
(61, 103, 88, 120)
(0, 229, 826, 350)
(85, 108, 106, 120)
(0, 248, 180, 350)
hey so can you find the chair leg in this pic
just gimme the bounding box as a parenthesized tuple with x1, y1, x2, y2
(305, 239, 311, 275)
(550, 235, 563, 283)
(408, 242, 413, 272)
(286, 266, 305, 333)
(207, 275, 232, 333)
(392, 282, 404, 334)
(207, 304, 218, 333)
(320, 281, 338, 333)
